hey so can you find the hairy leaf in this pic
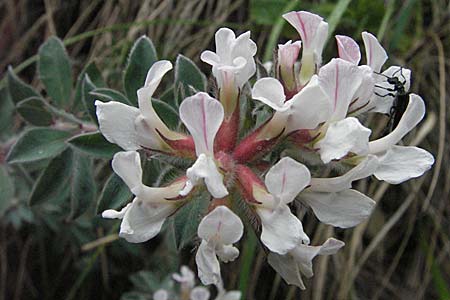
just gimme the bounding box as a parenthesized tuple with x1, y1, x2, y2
(68, 131, 121, 159)
(7, 128, 71, 164)
(124, 36, 158, 105)
(16, 97, 53, 126)
(68, 153, 96, 220)
(29, 148, 74, 205)
(172, 189, 209, 250)
(38, 37, 72, 107)
(6, 66, 40, 104)
(96, 173, 132, 214)
(174, 54, 207, 105)
(90, 88, 131, 105)
(0, 166, 15, 216)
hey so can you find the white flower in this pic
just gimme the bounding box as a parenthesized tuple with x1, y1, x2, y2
(195, 206, 244, 286)
(178, 92, 228, 198)
(173, 265, 196, 289)
(368, 94, 434, 184)
(153, 289, 169, 300)
(190, 287, 211, 300)
(252, 157, 311, 254)
(201, 28, 257, 90)
(96, 60, 184, 152)
(282, 11, 329, 84)
(312, 58, 373, 163)
(268, 238, 345, 289)
(298, 156, 378, 228)
(102, 151, 185, 243)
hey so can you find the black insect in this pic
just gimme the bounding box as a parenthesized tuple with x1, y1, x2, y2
(374, 67, 410, 132)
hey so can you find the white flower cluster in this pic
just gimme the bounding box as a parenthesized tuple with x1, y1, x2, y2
(153, 266, 240, 300)
(97, 11, 434, 290)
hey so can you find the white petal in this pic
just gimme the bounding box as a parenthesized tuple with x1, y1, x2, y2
(180, 154, 228, 199)
(278, 40, 302, 69)
(119, 198, 177, 243)
(282, 11, 324, 50)
(258, 203, 309, 254)
(265, 157, 311, 203)
(362, 32, 387, 72)
(180, 92, 224, 156)
(144, 60, 173, 96)
(335, 35, 361, 65)
(216, 244, 240, 263)
(111, 151, 142, 195)
(311, 22, 328, 65)
(252, 78, 287, 111)
(102, 203, 132, 219)
(153, 289, 169, 300)
(137, 86, 179, 148)
(309, 156, 378, 192)
(374, 145, 434, 184)
(316, 117, 371, 163)
(201, 50, 221, 66)
(349, 65, 376, 114)
(286, 75, 332, 132)
(190, 287, 211, 300)
(196, 240, 221, 286)
(369, 94, 425, 154)
(215, 28, 236, 62)
(318, 58, 364, 121)
(299, 189, 375, 228)
(197, 206, 244, 245)
(290, 238, 345, 278)
(95, 100, 140, 150)
(267, 253, 305, 289)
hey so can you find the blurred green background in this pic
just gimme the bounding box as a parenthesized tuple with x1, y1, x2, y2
(0, 0, 449, 299)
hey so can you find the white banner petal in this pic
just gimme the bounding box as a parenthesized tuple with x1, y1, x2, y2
(197, 206, 244, 245)
(361, 32, 387, 73)
(265, 157, 311, 204)
(282, 11, 324, 50)
(374, 145, 434, 184)
(335, 35, 361, 65)
(144, 60, 173, 96)
(299, 189, 376, 228)
(180, 92, 224, 156)
(318, 59, 364, 121)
